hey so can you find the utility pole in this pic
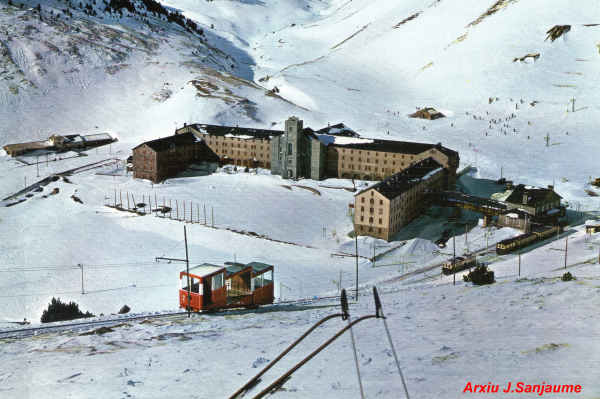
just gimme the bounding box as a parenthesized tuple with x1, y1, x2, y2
(571, 97, 575, 112)
(372, 242, 376, 267)
(355, 233, 359, 300)
(212, 206, 214, 227)
(545, 133, 550, 147)
(184, 226, 191, 318)
(36, 155, 39, 177)
(453, 234, 456, 286)
(78, 263, 85, 294)
(518, 252, 521, 277)
(564, 236, 568, 269)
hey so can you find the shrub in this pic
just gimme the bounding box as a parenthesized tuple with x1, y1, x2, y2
(463, 265, 495, 285)
(561, 272, 575, 281)
(41, 297, 94, 323)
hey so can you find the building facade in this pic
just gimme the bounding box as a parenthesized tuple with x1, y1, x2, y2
(353, 157, 449, 241)
(132, 133, 218, 183)
(175, 123, 278, 170)
(175, 117, 459, 183)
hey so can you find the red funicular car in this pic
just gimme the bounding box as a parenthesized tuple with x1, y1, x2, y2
(179, 261, 274, 312)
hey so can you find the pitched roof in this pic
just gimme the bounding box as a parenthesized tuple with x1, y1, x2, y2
(315, 123, 359, 137)
(356, 157, 445, 200)
(189, 124, 283, 140)
(133, 132, 199, 152)
(333, 138, 458, 159)
(504, 184, 562, 206)
(246, 261, 274, 273)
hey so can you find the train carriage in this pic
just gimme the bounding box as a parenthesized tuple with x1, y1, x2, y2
(496, 225, 562, 255)
(179, 261, 274, 312)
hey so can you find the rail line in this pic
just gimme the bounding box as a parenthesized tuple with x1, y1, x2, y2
(0, 295, 346, 341)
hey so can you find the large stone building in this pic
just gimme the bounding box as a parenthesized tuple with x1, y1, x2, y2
(175, 116, 459, 182)
(353, 157, 449, 241)
(132, 133, 218, 183)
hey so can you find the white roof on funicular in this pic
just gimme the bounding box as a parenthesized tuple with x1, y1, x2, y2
(187, 263, 224, 277)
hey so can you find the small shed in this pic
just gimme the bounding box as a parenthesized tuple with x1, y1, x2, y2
(409, 107, 445, 120)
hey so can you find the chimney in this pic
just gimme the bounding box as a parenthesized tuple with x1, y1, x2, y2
(547, 185, 554, 191)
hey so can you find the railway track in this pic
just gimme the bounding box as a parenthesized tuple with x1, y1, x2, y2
(0, 295, 345, 341)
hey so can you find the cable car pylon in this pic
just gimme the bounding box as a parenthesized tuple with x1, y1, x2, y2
(374, 286, 411, 399)
(250, 290, 383, 399)
(228, 289, 351, 399)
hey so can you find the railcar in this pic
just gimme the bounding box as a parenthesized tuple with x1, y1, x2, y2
(496, 225, 561, 255)
(179, 261, 274, 312)
(442, 254, 476, 275)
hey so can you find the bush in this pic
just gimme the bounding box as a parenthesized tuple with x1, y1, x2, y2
(41, 297, 94, 323)
(561, 272, 575, 281)
(463, 265, 495, 285)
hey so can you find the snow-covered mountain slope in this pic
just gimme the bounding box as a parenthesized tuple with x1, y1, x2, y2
(0, 0, 303, 145)
(2, 266, 599, 398)
(2, 0, 600, 207)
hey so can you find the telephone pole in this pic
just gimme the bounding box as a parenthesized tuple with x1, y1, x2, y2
(184, 226, 191, 318)
(78, 264, 85, 294)
(564, 236, 568, 269)
(355, 233, 359, 300)
(453, 234, 456, 286)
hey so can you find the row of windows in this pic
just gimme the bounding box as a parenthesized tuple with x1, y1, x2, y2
(343, 164, 404, 172)
(341, 156, 409, 165)
(340, 148, 415, 159)
(359, 216, 384, 225)
(360, 197, 383, 205)
(360, 206, 383, 215)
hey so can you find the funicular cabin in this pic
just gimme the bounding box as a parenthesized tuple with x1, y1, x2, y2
(180, 261, 274, 312)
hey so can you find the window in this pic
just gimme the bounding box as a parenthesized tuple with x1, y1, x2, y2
(361, 197, 365, 203)
(379, 218, 382, 224)
(360, 216, 364, 222)
(369, 217, 373, 223)
(379, 200, 383, 205)
(212, 273, 224, 290)
(370, 208, 374, 213)
(379, 208, 383, 215)
(288, 143, 293, 155)
(361, 206, 364, 212)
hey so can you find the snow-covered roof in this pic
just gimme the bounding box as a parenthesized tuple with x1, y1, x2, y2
(83, 133, 113, 141)
(314, 134, 374, 146)
(505, 213, 519, 218)
(224, 134, 255, 140)
(491, 190, 513, 202)
(187, 264, 224, 277)
(586, 220, 600, 226)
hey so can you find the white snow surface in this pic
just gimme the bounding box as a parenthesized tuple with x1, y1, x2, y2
(1, 0, 600, 398)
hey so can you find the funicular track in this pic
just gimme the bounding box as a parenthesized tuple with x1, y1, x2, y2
(0, 294, 349, 341)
